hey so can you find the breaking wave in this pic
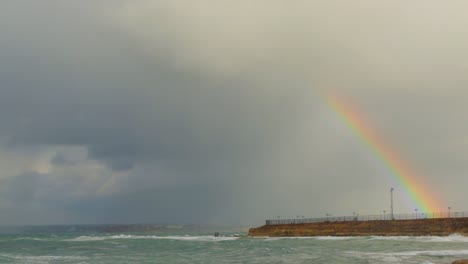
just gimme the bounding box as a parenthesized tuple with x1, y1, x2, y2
(348, 249, 468, 257)
(368, 234, 468, 243)
(261, 234, 468, 243)
(66, 234, 239, 242)
(0, 254, 87, 262)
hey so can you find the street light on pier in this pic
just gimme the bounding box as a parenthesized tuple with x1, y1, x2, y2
(383, 210, 386, 220)
(448, 207, 451, 218)
(390, 188, 394, 220)
(352, 212, 359, 221)
(415, 209, 418, 219)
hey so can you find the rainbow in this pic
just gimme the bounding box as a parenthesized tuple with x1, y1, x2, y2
(324, 91, 442, 214)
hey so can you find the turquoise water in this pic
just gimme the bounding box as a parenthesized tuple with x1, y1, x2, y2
(1, 229, 468, 263)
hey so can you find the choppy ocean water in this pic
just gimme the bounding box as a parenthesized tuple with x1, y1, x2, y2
(1, 227, 468, 264)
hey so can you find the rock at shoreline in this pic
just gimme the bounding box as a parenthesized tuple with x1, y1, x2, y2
(453, 260, 468, 264)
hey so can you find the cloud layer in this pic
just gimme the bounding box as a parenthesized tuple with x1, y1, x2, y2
(0, 0, 467, 225)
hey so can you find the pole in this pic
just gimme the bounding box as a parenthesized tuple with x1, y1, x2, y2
(390, 187, 394, 220)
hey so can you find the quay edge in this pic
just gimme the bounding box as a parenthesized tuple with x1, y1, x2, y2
(248, 217, 468, 237)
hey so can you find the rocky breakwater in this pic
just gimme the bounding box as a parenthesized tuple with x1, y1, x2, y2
(248, 217, 468, 237)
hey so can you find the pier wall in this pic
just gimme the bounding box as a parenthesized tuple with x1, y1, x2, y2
(248, 217, 468, 237)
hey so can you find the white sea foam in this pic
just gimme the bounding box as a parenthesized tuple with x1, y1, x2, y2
(67, 236, 109, 241)
(262, 235, 468, 242)
(391, 249, 468, 256)
(156, 235, 239, 242)
(264, 237, 317, 241)
(422, 234, 468, 243)
(262, 236, 356, 241)
(13, 237, 49, 241)
(0, 254, 87, 263)
(66, 235, 239, 242)
(347, 249, 468, 258)
(315, 236, 356, 240)
(368, 234, 468, 243)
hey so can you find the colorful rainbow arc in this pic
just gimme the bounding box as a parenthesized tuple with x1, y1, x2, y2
(324, 91, 442, 214)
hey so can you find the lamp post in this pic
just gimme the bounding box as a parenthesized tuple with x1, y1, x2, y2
(390, 188, 394, 220)
(448, 207, 451, 218)
(383, 210, 386, 220)
(415, 209, 418, 219)
(353, 212, 358, 221)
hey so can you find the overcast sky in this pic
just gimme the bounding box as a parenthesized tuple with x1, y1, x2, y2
(1, 0, 468, 226)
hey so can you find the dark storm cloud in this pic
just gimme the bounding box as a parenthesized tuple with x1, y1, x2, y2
(0, 0, 307, 225)
(51, 154, 74, 166)
(1, 0, 468, 225)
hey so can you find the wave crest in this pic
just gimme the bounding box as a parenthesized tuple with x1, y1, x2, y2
(66, 235, 239, 242)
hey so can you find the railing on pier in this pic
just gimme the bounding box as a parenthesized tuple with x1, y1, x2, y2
(266, 212, 468, 225)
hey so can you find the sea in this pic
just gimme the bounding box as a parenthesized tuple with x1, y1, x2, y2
(0, 225, 467, 264)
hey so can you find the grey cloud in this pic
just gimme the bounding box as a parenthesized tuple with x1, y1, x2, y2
(50, 148, 87, 166)
(51, 154, 74, 166)
(0, 0, 467, 225)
